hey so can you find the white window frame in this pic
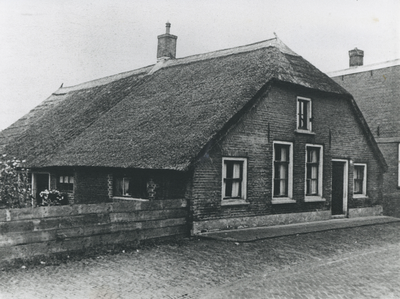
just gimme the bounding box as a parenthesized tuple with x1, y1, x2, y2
(398, 143, 400, 188)
(296, 97, 312, 133)
(272, 141, 295, 204)
(304, 144, 324, 202)
(353, 163, 367, 198)
(221, 157, 248, 206)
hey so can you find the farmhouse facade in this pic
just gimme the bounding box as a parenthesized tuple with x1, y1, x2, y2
(329, 50, 400, 217)
(0, 24, 387, 233)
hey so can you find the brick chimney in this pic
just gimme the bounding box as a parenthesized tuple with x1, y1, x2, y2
(157, 22, 177, 60)
(349, 48, 364, 67)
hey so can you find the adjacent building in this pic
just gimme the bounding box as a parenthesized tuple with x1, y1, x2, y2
(329, 49, 400, 217)
(0, 24, 387, 233)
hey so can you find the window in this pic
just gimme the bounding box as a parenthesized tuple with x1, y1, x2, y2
(353, 163, 367, 197)
(113, 175, 147, 198)
(58, 175, 74, 192)
(272, 142, 294, 203)
(305, 145, 324, 201)
(297, 97, 312, 132)
(222, 157, 247, 203)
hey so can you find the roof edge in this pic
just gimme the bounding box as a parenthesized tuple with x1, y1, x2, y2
(53, 65, 154, 94)
(328, 58, 400, 77)
(53, 37, 299, 93)
(162, 37, 299, 70)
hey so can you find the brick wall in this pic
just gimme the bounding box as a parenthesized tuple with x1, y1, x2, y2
(331, 66, 400, 140)
(378, 142, 400, 217)
(190, 83, 383, 222)
(75, 168, 110, 203)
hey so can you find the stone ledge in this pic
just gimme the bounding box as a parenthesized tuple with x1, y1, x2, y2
(192, 210, 331, 235)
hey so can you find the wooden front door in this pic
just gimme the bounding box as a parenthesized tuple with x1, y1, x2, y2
(332, 161, 345, 215)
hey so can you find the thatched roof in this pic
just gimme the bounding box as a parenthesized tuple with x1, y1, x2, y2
(2, 37, 352, 171)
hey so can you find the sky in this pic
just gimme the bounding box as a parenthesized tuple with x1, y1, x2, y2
(0, 0, 399, 131)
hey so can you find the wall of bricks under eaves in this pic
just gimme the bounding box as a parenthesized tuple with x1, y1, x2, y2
(190, 84, 383, 222)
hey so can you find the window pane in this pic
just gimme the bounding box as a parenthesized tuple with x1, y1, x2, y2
(354, 181, 361, 193)
(354, 166, 364, 194)
(311, 165, 318, 179)
(225, 180, 233, 197)
(233, 163, 241, 179)
(280, 164, 287, 179)
(231, 181, 240, 197)
(298, 100, 308, 129)
(279, 179, 287, 196)
(226, 162, 233, 178)
(308, 148, 319, 163)
(123, 178, 130, 196)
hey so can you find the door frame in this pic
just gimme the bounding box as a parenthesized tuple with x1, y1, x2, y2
(331, 159, 349, 217)
(32, 172, 51, 199)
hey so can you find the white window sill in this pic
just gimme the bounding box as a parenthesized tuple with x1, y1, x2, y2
(113, 197, 149, 202)
(353, 194, 368, 199)
(304, 196, 325, 202)
(221, 199, 249, 206)
(295, 129, 315, 135)
(272, 198, 296, 204)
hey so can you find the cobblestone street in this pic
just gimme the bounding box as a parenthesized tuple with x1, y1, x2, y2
(1, 222, 400, 299)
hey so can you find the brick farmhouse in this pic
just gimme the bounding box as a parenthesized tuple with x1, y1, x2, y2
(329, 49, 400, 217)
(0, 24, 387, 234)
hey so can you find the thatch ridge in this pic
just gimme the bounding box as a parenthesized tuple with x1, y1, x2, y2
(2, 38, 354, 170)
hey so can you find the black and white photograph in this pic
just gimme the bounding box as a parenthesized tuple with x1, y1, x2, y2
(0, 0, 399, 298)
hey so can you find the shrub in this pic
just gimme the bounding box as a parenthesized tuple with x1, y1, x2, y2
(0, 154, 34, 208)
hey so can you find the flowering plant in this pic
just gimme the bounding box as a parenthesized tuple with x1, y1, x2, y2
(39, 189, 66, 206)
(0, 154, 34, 208)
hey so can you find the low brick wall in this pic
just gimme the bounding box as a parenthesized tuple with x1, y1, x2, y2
(0, 199, 188, 265)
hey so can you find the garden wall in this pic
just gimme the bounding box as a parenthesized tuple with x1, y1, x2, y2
(0, 199, 188, 265)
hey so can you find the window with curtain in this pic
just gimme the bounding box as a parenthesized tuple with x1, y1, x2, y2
(353, 164, 367, 196)
(113, 175, 148, 198)
(274, 143, 290, 197)
(222, 158, 247, 200)
(114, 177, 131, 197)
(306, 147, 320, 195)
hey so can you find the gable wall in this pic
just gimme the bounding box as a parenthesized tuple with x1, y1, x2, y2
(190, 84, 383, 223)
